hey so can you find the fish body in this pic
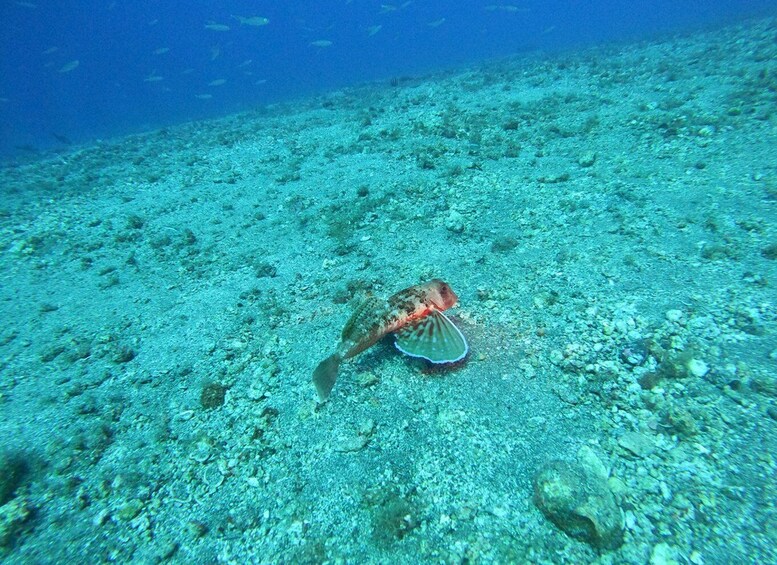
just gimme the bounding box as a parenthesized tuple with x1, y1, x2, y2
(313, 279, 468, 401)
(58, 60, 79, 73)
(232, 15, 269, 26)
(204, 22, 231, 31)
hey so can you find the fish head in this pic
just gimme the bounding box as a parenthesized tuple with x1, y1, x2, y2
(426, 279, 459, 310)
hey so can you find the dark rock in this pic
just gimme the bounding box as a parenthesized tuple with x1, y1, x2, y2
(533, 460, 623, 550)
(0, 451, 29, 505)
(620, 339, 648, 366)
(638, 371, 661, 390)
(201, 382, 227, 409)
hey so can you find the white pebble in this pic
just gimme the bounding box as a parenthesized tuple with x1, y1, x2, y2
(687, 359, 709, 378)
(665, 309, 684, 323)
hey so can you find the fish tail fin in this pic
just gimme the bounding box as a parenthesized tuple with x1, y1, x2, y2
(312, 354, 342, 401)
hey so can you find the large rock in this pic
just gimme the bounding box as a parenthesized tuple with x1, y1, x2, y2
(0, 451, 28, 506)
(533, 459, 624, 550)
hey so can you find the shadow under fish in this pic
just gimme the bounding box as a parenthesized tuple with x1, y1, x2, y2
(312, 279, 468, 401)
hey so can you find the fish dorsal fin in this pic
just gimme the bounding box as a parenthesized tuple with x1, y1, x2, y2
(394, 311, 468, 363)
(341, 295, 386, 342)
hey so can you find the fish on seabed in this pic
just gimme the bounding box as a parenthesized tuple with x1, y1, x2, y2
(312, 279, 468, 401)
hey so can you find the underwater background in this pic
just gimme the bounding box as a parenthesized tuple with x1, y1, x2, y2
(1, 1, 777, 564)
(0, 0, 775, 157)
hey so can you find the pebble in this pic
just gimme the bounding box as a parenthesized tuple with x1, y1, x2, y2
(689, 550, 704, 564)
(613, 318, 633, 334)
(445, 211, 466, 233)
(618, 431, 655, 458)
(93, 508, 110, 527)
(665, 309, 684, 323)
(358, 419, 376, 437)
(247, 387, 268, 401)
(334, 421, 374, 453)
(578, 151, 597, 167)
(357, 371, 379, 388)
(116, 499, 144, 521)
(607, 476, 628, 497)
(650, 542, 681, 565)
(187, 520, 208, 538)
(577, 446, 609, 482)
(687, 359, 709, 378)
(620, 339, 648, 366)
(518, 361, 537, 379)
(156, 540, 179, 561)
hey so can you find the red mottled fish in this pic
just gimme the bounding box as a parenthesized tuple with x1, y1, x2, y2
(312, 279, 468, 401)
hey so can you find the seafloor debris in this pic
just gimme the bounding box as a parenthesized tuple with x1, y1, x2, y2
(533, 457, 624, 550)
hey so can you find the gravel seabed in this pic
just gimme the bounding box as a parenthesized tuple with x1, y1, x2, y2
(1, 17, 775, 564)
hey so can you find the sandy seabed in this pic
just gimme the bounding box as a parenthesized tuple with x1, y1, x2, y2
(1, 17, 776, 565)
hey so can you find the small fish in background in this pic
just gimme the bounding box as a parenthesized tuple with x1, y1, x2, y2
(58, 60, 79, 73)
(231, 15, 269, 27)
(237, 59, 253, 68)
(204, 21, 231, 31)
(51, 132, 72, 145)
(148, 19, 159, 26)
(310, 39, 333, 48)
(367, 24, 382, 37)
(209, 45, 221, 61)
(484, 4, 530, 14)
(144, 71, 163, 82)
(312, 279, 468, 401)
(428, 18, 446, 28)
(42, 46, 58, 55)
(380, 1, 411, 14)
(153, 47, 170, 55)
(194, 94, 212, 100)
(208, 78, 226, 86)
(15, 1, 38, 8)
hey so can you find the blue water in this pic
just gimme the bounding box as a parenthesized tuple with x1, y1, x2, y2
(0, 0, 774, 157)
(2, 2, 777, 562)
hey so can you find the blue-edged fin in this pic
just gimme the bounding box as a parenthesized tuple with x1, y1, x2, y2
(394, 311, 468, 363)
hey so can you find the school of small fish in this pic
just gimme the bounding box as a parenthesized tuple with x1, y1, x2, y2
(26, 0, 535, 96)
(21, 2, 535, 139)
